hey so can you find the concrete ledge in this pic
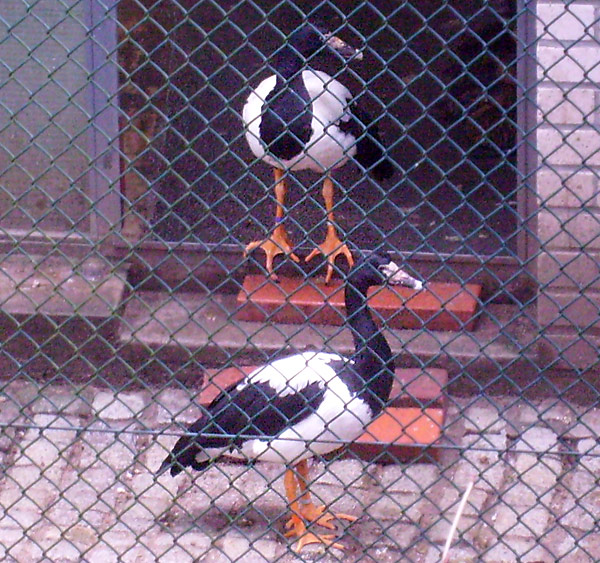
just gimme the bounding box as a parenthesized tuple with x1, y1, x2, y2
(0, 254, 129, 382)
(119, 290, 539, 394)
(0, 254, 128, 321)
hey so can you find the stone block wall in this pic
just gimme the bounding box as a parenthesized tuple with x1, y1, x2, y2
(535, 1, 600, 369)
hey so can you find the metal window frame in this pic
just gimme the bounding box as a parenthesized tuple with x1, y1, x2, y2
(85, 0, 122, 251)
(0, 0, 121, 260)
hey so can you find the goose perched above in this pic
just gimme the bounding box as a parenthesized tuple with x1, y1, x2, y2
(243, 25, 394, 283)
(158, 254, 422, 552)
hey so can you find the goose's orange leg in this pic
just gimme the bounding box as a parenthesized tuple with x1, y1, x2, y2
(284, 461, 356, 552)
(305, 177, 354, 284)
(245, 168, 299, 281)
(284, 468, 341, 552)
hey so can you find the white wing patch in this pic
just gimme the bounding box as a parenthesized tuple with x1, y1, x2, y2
(242, 70, 357, 172)
(238, 351, 347, 396)
(302, 69, 352, 122)
(223, 351, 372, 465)
(243, 75, 277, 163)
(239, 383, 372, 464)
(302, 69, 356, 170)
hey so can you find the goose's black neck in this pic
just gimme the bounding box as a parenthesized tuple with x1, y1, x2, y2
(345, 276, 394, 413)
(274, 46, 305, 80)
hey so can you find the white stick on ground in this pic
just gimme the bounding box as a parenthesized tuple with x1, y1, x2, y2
(440, 481, 474, 563)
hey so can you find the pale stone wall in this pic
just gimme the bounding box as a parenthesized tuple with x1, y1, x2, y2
(535, 1, 600, 368)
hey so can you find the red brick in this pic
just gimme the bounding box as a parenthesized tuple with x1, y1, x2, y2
(236, 275, 481, 331)
(350, 407, 444, 463)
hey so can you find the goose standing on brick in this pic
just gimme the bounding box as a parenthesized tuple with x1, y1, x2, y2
(243, 25, 394, 284)
(158, 253, 422, 552)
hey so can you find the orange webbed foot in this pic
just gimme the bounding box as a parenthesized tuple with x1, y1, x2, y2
(287, 502, 357, 531)
(283, 462, 355, 552)
(245, 224, 299, 281)
(284, 513, 345, 552)
(305, 237, 354, 285)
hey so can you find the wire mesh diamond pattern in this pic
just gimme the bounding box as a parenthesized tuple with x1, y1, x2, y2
(0, 0, 599, 561)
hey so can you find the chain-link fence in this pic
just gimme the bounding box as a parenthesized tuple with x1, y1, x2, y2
(1, 0, 600, 561)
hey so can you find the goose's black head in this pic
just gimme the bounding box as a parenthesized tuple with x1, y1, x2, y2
(288, 26, 326, 60)
(274, 25, 362, 76)
(349, 253, 423, 292)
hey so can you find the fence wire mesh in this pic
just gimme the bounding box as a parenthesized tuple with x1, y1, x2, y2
(1, 0, 600, 561)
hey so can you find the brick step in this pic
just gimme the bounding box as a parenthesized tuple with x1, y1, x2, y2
(236, 274, 481, 331)
(351, 407, 445, 463)
(202, 366, 448, 463)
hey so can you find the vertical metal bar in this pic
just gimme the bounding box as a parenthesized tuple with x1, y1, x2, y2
(516, 0, 538, 264)
(85, 0, 121, 248)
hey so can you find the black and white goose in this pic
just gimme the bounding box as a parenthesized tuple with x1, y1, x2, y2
(158, 254, 422, 552)
(243, 25, 394, 283)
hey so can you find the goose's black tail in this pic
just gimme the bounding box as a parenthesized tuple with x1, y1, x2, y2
(157, 434, 210, 478)
(342, 104, 395, 181)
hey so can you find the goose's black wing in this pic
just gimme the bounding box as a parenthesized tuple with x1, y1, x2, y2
(158, 376, 326, 477)
(340, 104, 394, 180)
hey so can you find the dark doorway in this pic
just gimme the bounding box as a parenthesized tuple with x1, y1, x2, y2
(117, 0, 519, 271)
